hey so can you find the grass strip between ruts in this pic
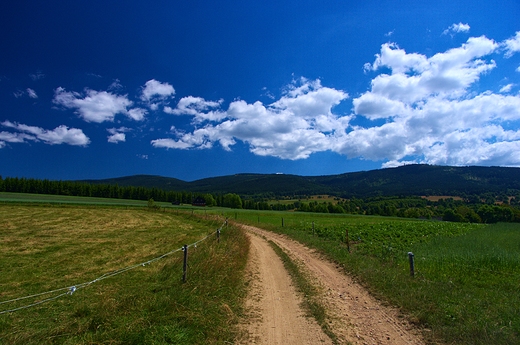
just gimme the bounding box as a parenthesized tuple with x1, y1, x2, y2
(268, 240, 339, 345)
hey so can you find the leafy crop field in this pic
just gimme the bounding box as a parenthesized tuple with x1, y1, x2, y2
(223, 209, 520, 344)
(0, 204, 249, 344)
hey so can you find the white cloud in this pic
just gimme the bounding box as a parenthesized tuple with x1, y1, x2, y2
(140, 79, 175, 103)
(107, 127, 130, 143)
(503, 31, 520, 58)
(165, 96, 226, 123)
(517, 65, 520, 73)
(499, 84, 514, 93)
(108, 79, 123, 91)
(151, 32, 520, 169)
(26, 88, 38, 99)
(348, 34, 520, 167)
(1, 121, 90, 146)
(53, 87, 143, 123)
(127, 108, 147, 121)
(0, 130, 36, 145)
(152, 79, 349, 159)
(442, 23, 470, 35)
(13, 88, 38, 99)
(108, 132, 126, 143)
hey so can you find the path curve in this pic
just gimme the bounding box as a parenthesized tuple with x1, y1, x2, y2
(241, 225, 426, 345)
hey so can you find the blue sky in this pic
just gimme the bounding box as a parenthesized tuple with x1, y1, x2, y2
(1, 1, 520, 181)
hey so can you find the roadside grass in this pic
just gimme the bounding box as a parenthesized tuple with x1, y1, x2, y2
(226, 209, 520, 344)
(268, 240, 338, 344)
(0, 204, 249, 344)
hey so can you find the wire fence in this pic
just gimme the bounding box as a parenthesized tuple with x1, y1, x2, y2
(0, 220, 228, 315)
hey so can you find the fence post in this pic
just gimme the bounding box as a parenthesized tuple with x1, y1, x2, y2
(408, 252, 415, 277)
(217, 228, 221, 243)
(182, 245, 188, 283)
(345, 228, 350, 253)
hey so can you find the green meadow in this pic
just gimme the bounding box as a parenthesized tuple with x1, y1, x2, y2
(222, 209, 520, 344)
(2, 195, 520, 344)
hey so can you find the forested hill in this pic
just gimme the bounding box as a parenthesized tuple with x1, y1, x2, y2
(81, 164, 520, 198)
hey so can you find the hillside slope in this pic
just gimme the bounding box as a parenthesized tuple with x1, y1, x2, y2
(80, 165, 520, 198)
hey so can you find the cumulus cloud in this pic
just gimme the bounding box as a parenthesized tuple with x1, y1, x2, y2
(140, 79, 175, 103)
(53, 87, 144, 123)
(349, 34, 520, 167)
(164, 96, 226, 123)
(151, 31, 520, 169)
(1, 121, 90, 146)
(503, 31, 520, 58)
(442, 23, 470, 35)
(152, 78, 349, 159)
(107, 127, 131, 143)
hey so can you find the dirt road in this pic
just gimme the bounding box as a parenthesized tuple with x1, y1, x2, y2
(239, 225, 426, 345)
(238, 229, 332, 344)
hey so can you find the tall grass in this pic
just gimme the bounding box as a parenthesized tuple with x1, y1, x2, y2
(407, 223, 520, 344)
(0, 204, 249, 344)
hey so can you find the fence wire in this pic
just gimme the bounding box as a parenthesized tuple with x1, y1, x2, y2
(0, 220, 227, 315)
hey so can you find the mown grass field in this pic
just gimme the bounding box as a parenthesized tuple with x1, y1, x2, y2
(0, 192, 175, 207)
(216, 209, 520, 345)
(0, 203, 249, 344)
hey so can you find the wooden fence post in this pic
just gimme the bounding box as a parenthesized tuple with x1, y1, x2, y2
(408, 252, 415, 277)
(182, 245, 188, 283)
(345, 228, 350, 253)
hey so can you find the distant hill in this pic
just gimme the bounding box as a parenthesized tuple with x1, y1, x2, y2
(80, 165, 520, 198)
(81, 175, 190, 191)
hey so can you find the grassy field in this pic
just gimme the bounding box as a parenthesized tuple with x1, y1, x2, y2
(217, 209, 520, 344)
(2, 194, 519, 344)
(0, 192, 178, 207)
(0, 204, 249, 344)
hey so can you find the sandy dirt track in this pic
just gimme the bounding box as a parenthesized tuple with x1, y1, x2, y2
(238, 229, 332, 344)
(239, 225, 426, 345)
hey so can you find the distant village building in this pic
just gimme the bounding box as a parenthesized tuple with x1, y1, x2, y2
(192, 196, 206, 207)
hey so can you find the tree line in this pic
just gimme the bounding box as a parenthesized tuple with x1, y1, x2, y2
(2, 176, 520, 223)
(0, 176, 243, 209)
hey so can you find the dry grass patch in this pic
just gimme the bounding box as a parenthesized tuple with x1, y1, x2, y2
(1, 204, 249, 344)
(0, 204, 214, 301)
